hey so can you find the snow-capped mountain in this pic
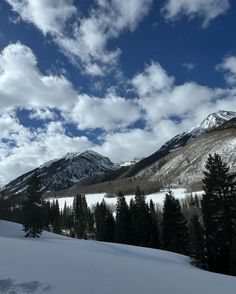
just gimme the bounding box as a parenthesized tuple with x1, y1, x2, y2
(0, 150, 118, 195)
(126, 110, 236, 177)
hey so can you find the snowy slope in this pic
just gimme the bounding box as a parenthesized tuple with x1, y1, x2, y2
(0, 220, 236, 294)
(138, 128, 236, 185)
(0, 150, 117, 195)
(126, 110, 236, 177)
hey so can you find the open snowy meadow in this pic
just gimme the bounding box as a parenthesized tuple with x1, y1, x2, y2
(1, 220, 236, 294)
(50, 188, 202, 210)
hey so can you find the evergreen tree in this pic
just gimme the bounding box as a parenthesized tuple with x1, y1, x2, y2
(22, 174, 43, 238)
(115, 192, 131, 244)
(73, 194, 88, 239)
(94, 200, 114, 242)
(162, 190, 189, 254)
(149, 200, 161, 248)
(189, 214, 205, 267)
(202, 153, 236, 274)
(52, 200, 61, 234)
(230, 228, 236, 276)
(133, 186, 151, 246)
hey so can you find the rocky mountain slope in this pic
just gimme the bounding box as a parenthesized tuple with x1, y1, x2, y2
(0, 150, 117, 195)
(1, 110, 236, 197)
(126, 110, 236, 177)
(137, 119, 236, 186)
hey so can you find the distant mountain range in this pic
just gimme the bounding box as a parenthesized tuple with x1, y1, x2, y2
(1, 110, 236, 197)
(0, 150, 117, 196)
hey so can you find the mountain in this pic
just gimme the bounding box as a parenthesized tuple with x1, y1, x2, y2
(1, 110, 236, 197)
(136, 116, 236, 187)
(126, 110, 236, 178)
(0, 150, 117, 195)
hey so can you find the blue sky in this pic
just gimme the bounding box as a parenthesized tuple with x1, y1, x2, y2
(0, 0, 236, 186)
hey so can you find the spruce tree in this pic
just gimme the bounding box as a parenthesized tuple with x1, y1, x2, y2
(22, 174, 43, 238)
(202, 153, 236, 274)
(115, 192, 131, 244)
(94, 200, 114, 242)
(73, 194, 88, 239)
(162, 190, 189, 254)
(149, 200, 161, 249)
(133, 187, 151, 246)
(52, 200, 61, 234)
(189, 214, 205, 267)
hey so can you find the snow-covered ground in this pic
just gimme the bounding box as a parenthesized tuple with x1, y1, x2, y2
(0, 220, 236, 294)
(49, 189, 203, 210)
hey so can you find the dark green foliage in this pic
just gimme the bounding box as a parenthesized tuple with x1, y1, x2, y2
(189, 214, 205, 267)
(149, 200, 161, 249)
(202, 153, 236, 274)
(115, 191, 132, 244)
(230, 229, 236, 275)
(132, 186, 151, 247)
(22, 174, 43, 238)
(94, 200, 114, 242)
(73, 194, 88, 239)
(52, 200, 61, 234)
(162, 190, 189, 254)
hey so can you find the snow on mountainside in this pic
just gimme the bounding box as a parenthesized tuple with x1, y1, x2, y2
(0, 150, 118, 195)
(161, 110, 236, 152)
(138, 126, 236, 185)
(1, 220, 236, 294)
(126, 110, 236, 178)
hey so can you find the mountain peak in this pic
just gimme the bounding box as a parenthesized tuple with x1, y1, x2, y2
(200, 110, 236, 130)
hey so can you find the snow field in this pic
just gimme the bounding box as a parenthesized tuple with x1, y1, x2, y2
(0, 220, 236, 294)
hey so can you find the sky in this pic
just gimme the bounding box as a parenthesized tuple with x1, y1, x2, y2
(0, 0, 236, 186)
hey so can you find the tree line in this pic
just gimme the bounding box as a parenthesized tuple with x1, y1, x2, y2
(0, 153, 236, 276)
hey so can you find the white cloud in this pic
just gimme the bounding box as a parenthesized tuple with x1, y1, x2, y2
(5, 0, 153, 75)
(162, 0, 230, 27)
(71, 92, 141, 131)
(0, 117, 92, 185)
(132, 62, 174, 96)
(94, 128, 158, 163)
(216, 55, 236, 86)
(0, 42, 77, 110)
(5, 0, 77, 35)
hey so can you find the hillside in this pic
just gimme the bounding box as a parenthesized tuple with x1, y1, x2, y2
(138, 127, 236, 186)
(0, 150, 117, 196)
(0, 220, 236, 294)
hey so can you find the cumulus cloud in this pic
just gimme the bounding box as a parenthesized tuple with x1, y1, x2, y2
(0, 42, 77, 110)
(5, 0, 77, 35)
(132, 62, 174, 96)
(216, 55, 236, 86)
(71, 93, 140, 131)
(162, 0, 230, 27)
(5, 0, 153, 75)
(0, 115, 92, 185)
(94, 128, 158, 163)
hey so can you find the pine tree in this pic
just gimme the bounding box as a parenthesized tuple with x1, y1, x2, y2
(189, 214, 205, 267)
(202, 153, 236, 274)
(133, 186, 151, 247)
(230, 228, 236, 276)
(94, 200, 114, 242)
(22, 174, 43, 238)
(73, 194, 88, 239)
(115, 191, 131, 244)
(52, 200, 61, 234)
(149, 200, 161, 249)
(162, 190, 189, 254)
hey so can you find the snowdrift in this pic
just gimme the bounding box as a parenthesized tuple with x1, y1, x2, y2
(0, 220, 236, 294)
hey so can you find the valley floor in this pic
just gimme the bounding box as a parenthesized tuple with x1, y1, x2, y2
(1, 221, 236, 294)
